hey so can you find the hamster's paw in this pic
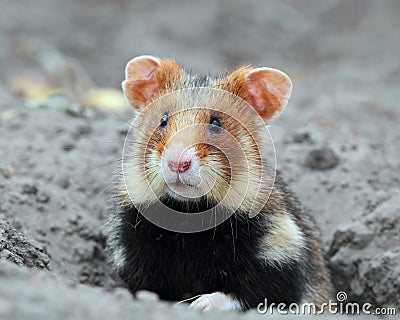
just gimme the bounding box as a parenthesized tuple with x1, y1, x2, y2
(189, 292, 241, 312)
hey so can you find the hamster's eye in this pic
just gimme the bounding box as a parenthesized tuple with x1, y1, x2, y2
(209, 117, 221, 134)
(160, 114, 168, 128)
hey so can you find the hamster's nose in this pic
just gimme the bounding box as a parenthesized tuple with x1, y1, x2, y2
(168, 160, 192, 173)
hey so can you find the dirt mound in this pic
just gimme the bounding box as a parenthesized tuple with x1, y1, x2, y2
(0, 218, 50, 268)
(329, 195, 400, 307)
(0, 103, 126, 288)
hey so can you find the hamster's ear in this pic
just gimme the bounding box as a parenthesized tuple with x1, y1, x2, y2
(223, 67, 292, 121)
(122, 55, 182, 109)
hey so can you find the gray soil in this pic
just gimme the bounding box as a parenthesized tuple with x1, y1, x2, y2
(0, 0, 399, 319)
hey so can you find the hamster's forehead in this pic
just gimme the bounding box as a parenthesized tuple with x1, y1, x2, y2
(136, 88, 264, 132)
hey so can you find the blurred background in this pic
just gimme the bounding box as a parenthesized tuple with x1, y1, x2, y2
(1, 0, 399, 88)
(0, 0, 399, 317)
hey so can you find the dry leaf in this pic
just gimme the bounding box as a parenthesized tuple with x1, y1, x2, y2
(8, 75, 56, 100)
(80, 88, 129, 111)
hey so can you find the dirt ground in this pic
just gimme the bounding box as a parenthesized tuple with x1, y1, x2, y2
(0, 0, 399, 318)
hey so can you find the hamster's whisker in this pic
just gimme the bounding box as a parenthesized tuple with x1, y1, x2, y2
(89, 158, 123, 170)
(206, 167, 246, 200)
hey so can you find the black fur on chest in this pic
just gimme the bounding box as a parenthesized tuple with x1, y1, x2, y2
(114, 197, 306, 310)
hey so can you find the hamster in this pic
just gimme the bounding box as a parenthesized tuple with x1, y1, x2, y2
(105, 55, 333, 311)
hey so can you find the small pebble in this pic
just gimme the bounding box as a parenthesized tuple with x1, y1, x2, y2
(0, 166, 14, 179)
(136, 290, 159, 301)
(73, 124, 92, 139)
(22, 183, 38, 195)
(36, 190, 50, 203)
(293, 132, 313, 144)
(63, 142, 75, 152)
(56, 175, 70, 189)
(304, 148, 339, 170)
(65, 103, 84, 117)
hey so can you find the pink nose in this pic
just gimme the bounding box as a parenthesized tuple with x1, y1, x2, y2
(168, 160, 191, 172)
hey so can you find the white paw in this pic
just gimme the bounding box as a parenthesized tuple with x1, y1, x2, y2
(188, 292, 241, 312)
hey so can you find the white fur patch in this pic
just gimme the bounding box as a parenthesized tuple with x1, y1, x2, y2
(122, 143, 162, 205)
(104, 212, 127, 272)
(257, 214, 305, 267)
(110, 246, 127, 272)
(189, 292, 242, 312)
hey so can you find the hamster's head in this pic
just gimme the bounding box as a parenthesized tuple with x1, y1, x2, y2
(120, 55, 292, 214)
